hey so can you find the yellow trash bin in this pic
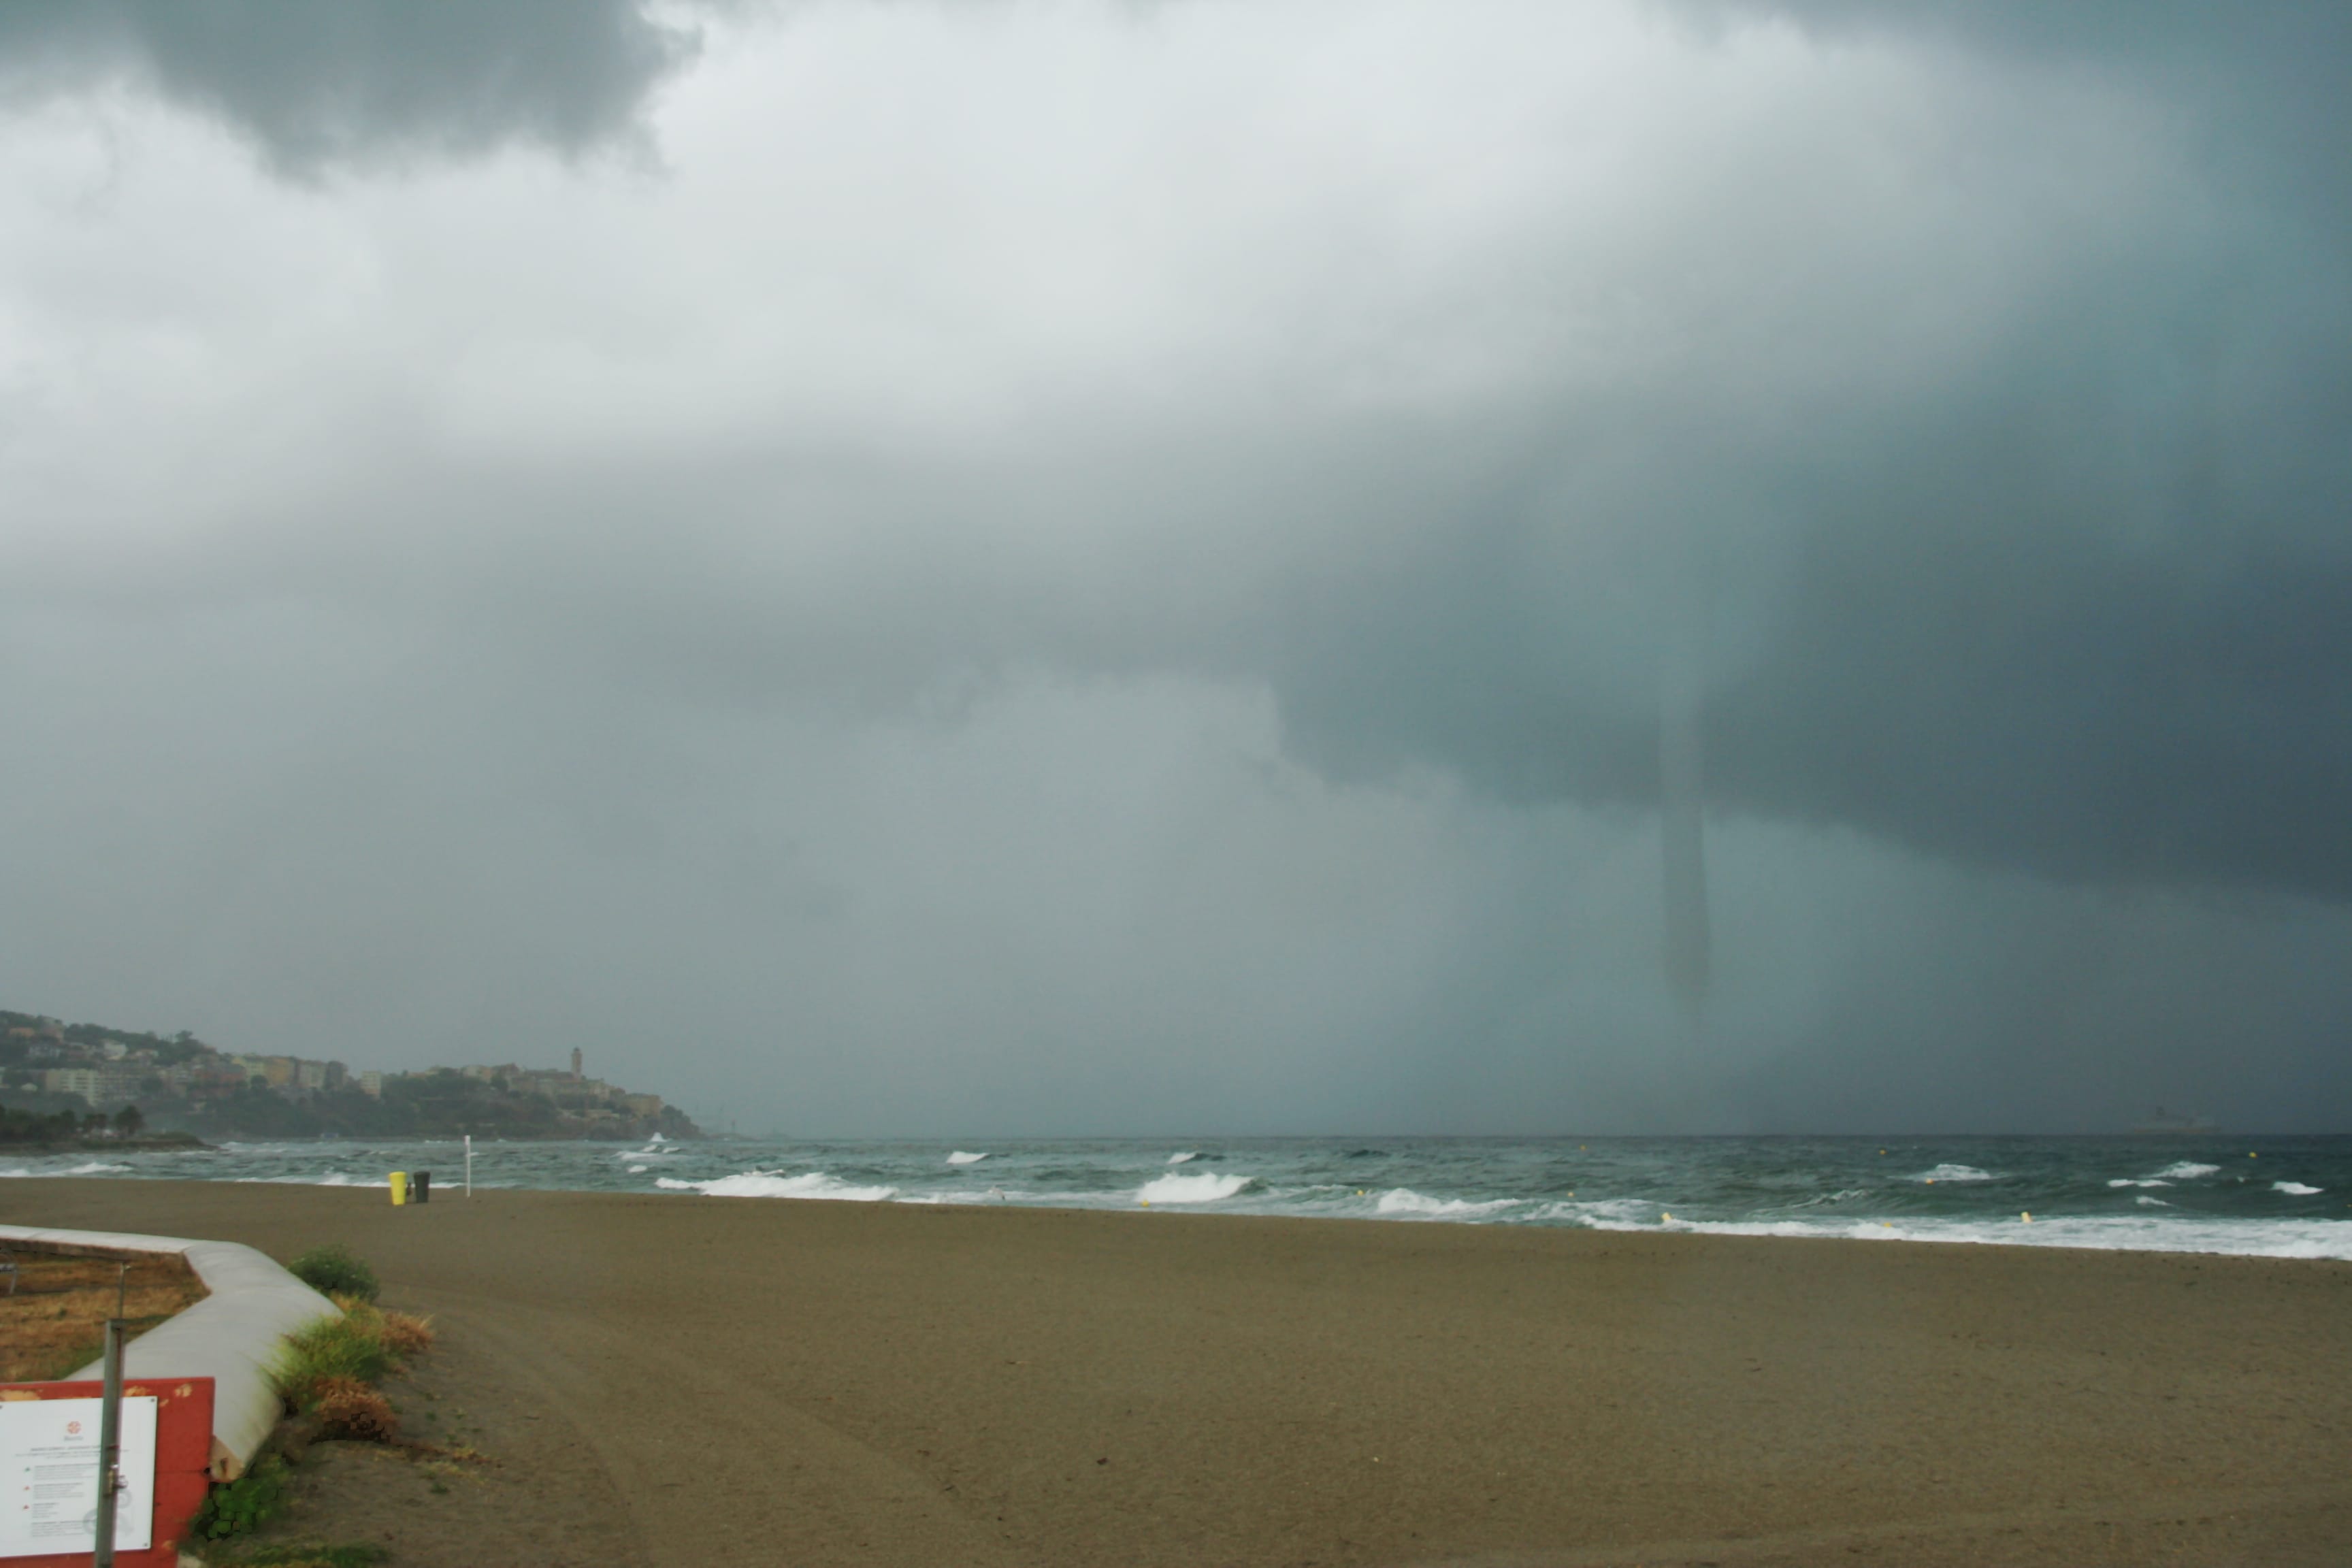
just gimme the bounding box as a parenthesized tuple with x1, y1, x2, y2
(389, 1171, 409, 1206)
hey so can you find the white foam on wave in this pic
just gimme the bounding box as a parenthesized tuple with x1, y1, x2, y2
(2273, 1181, 2323, 1196)
(658, 1171, 899, 1201)
(1538, 1197, 1659, 1225)
(1910, 1164, 1993, 1183)
(1374, 1188, 1518, 1220)
(2136, 1195, 2170, 1207)
(0, 1160, 131, 1177)
(1586, 1211, 2352, 1261)
(1166, 1152, 1198, 1164)
(946, 1151, 988, 1165)
(237, 1171, 387, 1187)
(2157, 1162, 2221, 1179)
(1785, 1187, 1870, 1210)
(2108, 1178, 2173, 1188)
(627, 1164, 649, 1173)
(1137, 1171, 1249, 1204)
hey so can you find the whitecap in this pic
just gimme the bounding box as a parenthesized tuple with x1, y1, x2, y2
(1166, 1152, 1199, 1164)
(1137, 1171, 1249, 1204)
(2156, 1162, 2221, 1179)
(231, 1171, 391, 1188)
(1374, 1188, 1516, 1220)
(1910, 1164, 1993, 1183)
(946, 1151, 988, 1165)
(2136, 1195, 2170, 1207)
(627, 1164, 649, 1174)
(2273, 1181, 2323, 1196)
(1546, 1197, 1659, 1225)
(670, 1171, 898, 1202)
(1615, 1213, 2352, 1262)
(2108, 1179, 2173, 1188)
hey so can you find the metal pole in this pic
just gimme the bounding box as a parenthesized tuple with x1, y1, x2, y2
(465, 1133, 474, 1197)
(94, 1318, 123, 1567)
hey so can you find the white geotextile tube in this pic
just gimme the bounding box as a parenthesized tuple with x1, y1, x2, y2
(0, 1223, 340, 1479)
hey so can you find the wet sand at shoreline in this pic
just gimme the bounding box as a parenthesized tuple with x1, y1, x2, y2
(4, 1178, 2348, 1566)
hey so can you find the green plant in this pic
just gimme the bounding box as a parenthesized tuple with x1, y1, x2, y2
(218, 1544, 388, 1568)
(286, 1244, 378, 1303)
(191, 1456, 291, 1539)
(273, 1315, 392, 1409)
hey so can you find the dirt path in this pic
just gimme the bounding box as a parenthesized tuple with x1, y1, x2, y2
(5, 1179, 2349, 1567)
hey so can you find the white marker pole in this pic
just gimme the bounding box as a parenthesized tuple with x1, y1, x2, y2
(465, 1133, 474, 1197)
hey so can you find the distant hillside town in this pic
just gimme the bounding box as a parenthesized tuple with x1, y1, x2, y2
(0, 1009, 700, 1142)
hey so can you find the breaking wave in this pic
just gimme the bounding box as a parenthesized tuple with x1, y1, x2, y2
(658, 1171, 899, 1201)
(1137, 1171, 1250, 1204)
(947, 1151, 988, 1165)
(1375, 1188, 1517, 1220)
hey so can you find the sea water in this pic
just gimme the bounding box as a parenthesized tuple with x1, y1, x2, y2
(5, 1135, 2348, 1260)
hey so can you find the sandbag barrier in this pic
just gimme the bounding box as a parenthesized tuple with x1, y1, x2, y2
(0, 1224, 341, 1480)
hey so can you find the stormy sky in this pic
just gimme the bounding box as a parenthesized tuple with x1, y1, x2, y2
(2, 1, 2347, 1135)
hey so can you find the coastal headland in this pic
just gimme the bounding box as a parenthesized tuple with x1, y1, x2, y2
(4, 1179, 2346, 1567)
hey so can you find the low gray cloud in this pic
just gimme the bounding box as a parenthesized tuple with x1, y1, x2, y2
(0, 0, 706, 174)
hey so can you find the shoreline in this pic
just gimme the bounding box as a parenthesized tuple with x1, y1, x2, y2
(4, 1177, 2349, 1566)
(8, 1132, 2349, 1264)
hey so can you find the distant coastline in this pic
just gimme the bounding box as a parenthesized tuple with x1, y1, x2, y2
(1, 1007, 700, 1143)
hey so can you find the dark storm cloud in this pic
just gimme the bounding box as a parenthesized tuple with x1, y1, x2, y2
(3, 0, 2349, 1131)
(0, 0, 706, 173)
(1253, 3, 2352, 905)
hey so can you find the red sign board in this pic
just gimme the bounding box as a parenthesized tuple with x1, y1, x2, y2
(0, 1379, 214, 1567)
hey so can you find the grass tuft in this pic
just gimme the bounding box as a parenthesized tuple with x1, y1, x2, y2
(378, 1309, 435, 1358)
(216, 1542, 389, 1568)
(273, 1315, 393, 1411)
(286, 1244, 378, 1303)
(310, 1376, 400, 1443)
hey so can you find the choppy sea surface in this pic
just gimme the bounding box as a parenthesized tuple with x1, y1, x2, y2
(7, 1135, 2349, 1260)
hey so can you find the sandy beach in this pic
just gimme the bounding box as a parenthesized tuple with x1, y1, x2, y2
(5, 1179, 2347, 1567)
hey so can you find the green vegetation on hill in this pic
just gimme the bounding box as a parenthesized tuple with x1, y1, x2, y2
(170, 1071, 700, 1142)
